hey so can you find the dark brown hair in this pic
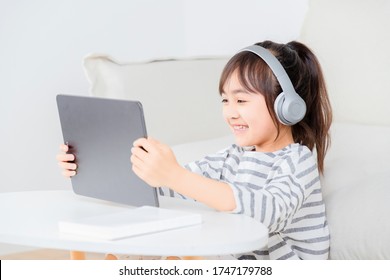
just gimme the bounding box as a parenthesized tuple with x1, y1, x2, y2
(219, 40, 332, 173)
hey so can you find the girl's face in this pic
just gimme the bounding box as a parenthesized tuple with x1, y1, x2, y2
(221, 71, 293, 152)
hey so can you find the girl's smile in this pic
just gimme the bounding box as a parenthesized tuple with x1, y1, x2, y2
(230, 124, 249, 133)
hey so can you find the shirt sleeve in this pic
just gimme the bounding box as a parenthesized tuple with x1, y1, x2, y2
(228, 153, 316, 233)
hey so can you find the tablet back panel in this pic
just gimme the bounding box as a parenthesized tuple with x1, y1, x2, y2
(56, 94, 159, 207)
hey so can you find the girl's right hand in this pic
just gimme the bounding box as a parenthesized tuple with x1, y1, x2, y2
(56, 144, 77, 177)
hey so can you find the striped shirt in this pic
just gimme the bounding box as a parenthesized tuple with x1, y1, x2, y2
(159, 143, 330, 260)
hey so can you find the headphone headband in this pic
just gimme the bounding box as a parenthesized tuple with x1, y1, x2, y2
(239, 45, 296, 97)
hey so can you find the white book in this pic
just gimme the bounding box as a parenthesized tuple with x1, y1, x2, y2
(58, 206, 202, 240)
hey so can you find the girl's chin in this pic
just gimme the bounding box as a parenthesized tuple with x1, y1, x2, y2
(234, 137, 253, 147)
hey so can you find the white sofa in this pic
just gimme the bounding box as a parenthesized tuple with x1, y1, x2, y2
(82, 0, 390, 259)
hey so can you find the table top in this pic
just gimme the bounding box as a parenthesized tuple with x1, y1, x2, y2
(0, 190, 268, 256)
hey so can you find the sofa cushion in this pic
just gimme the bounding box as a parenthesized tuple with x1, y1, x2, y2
(322, 123, 390, 259)
(83, 54, 230, 145)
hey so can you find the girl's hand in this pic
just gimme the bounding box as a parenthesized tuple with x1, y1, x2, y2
(131, 137, 181, 188)
(56, 144, 77, 177)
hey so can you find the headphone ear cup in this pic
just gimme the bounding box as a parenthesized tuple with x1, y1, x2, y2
(274, 92, 306, 126)
(274, 92, 290, 125)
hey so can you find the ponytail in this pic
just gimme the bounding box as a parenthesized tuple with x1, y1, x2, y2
(284, 41, 332, 174)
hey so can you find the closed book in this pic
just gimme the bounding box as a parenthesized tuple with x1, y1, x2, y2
(58, 206, 202, 240)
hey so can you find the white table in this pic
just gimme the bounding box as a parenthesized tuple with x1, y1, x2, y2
(0, 190, 267, 258)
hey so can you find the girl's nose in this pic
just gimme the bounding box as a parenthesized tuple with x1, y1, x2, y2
(223, 103, 240, 119)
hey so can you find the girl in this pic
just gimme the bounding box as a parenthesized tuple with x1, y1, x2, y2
(58, 40, 332, 260)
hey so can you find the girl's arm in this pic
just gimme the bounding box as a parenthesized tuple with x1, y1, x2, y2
(167, 166, 236, 212)
(131, 137, 236, 212)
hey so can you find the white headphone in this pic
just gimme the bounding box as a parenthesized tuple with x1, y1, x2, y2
(239, 45, 306, 126)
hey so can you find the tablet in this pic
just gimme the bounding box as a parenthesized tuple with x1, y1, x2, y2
(56, 94, 159, 207)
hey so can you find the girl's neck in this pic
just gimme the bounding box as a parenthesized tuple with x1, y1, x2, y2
(254, 127, 294, 152)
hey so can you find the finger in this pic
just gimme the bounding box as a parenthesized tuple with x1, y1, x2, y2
(130, 153, 146, 171)
(60, 144, 69, 152)
(131, 146, 148, 160)
(131, 159, 142, 175)
(56, 153, 75, 162)
(131, 163, 146, 182)
(133, 137, 147, 147)
(62, 170, 76, 177)
(59, 161, 77, 170)
(133, 138, 157, 153)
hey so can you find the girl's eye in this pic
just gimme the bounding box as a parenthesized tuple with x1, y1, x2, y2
(237, 100, 246, 103)
(221, 98, 228, 103)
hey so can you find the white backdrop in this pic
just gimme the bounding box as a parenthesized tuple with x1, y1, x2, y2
(0, 0, 307, 254)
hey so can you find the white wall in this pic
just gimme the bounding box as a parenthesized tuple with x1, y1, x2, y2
(0, 0, 307, 255)
(0, 0, 187, 194)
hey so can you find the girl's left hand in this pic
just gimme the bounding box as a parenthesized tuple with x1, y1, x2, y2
(130, 137, 181, 188)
